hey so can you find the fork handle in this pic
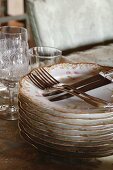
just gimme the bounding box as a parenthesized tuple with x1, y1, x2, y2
(53, 85, 108, 107)
(63, 85, 107, 103)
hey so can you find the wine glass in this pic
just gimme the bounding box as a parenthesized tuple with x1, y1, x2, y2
(0, 26, 29, 120)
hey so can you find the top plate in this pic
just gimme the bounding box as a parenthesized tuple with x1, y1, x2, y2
(19, 63, 113, 114)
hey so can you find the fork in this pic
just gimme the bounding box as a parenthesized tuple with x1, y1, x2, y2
(43, 68, 113, 101)
(28, 68, 112, 108)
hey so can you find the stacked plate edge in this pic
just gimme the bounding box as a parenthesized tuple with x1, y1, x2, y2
(18, 63, 113, 158)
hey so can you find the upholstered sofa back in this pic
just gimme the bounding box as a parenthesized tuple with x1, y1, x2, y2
(27, 0, 113, 51)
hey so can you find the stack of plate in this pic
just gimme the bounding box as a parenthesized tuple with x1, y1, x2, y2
(18, 63, 113, 158)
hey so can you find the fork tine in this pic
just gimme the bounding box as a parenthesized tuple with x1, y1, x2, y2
(41, 68, 59, 84)
(35, 69, 55, 88)
(29, 67, 58, 90)
(28, 74, 43, 89)
(35, 67, 58, 87)
(31, 68, 55, 89)
(32, 73, 47, 89)
(34, 69, 51, 88)
(28, 73, 44, 89)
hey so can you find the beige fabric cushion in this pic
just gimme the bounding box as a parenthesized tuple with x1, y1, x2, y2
(64, 43, 113, 67)
(30, 0, 113, 51)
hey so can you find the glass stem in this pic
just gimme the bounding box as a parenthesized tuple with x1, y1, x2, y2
(8, 84, 15, 109)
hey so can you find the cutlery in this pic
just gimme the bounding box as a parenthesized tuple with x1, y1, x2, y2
(28, 68, 112, 108)
(43, 69, 113, 101)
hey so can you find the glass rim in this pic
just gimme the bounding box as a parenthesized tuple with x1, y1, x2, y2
(28, 46, 62, 58)
(0, 26, 27, 35)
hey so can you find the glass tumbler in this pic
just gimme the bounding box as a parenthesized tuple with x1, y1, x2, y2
(28, 46, 62, 70)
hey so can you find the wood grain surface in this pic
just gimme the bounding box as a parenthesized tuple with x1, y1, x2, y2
(0, 119, 113, 170)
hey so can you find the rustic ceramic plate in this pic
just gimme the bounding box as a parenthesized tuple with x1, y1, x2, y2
(19, 124, 113, 158)
(18, 63, 113, 158)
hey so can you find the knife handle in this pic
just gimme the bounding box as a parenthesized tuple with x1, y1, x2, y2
(100, 69, 113, 82)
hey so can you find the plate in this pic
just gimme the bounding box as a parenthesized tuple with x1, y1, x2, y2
(18, 62, 113, 158)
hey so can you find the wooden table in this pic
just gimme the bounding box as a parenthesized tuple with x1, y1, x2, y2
(0, 119, 113, 170)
